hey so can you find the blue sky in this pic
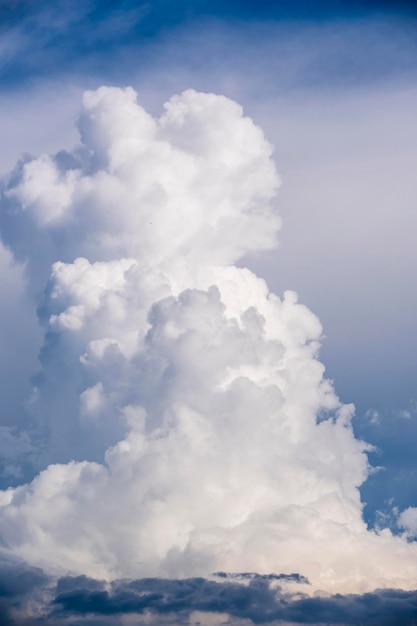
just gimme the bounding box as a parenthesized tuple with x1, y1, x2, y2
(0, 1, 417, 624)
(1, 0, 416, 89)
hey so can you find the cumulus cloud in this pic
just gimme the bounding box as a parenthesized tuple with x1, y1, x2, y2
(0, 86, 417, 599)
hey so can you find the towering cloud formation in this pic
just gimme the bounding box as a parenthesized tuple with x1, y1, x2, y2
(0, 87, 416, 595)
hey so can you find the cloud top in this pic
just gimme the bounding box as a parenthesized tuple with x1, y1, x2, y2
(2, 86, 280, 288)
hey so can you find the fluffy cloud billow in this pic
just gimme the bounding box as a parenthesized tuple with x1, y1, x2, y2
(0, 86, 417, 612)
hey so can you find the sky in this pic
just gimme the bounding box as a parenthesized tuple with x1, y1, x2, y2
(0, 0, 416, 624)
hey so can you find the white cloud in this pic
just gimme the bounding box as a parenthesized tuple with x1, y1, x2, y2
(1, 86, 417, 595)
(398, 507, 417, 538)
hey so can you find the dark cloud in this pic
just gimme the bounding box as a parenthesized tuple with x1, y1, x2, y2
(53, 575, 281, 619)
(0, 556, 50, 625)
(213, 571, 309, 583)
(0, 558, 416, 625)
(50, 576, 417, 625)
